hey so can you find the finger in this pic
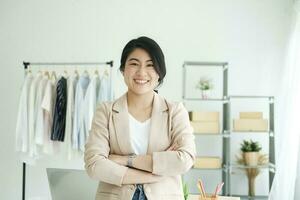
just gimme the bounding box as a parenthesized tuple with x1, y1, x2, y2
(167, 144, 177, 151)
(167, 144, 175, 150)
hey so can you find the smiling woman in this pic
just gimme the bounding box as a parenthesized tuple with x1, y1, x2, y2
(84, 36, 196, 200)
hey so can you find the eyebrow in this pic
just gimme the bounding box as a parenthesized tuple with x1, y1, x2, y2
(128, 58, 153, 62)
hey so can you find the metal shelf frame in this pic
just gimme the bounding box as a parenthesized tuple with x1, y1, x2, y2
(182, 61, 229, 195)
(182, 61, 276, 198)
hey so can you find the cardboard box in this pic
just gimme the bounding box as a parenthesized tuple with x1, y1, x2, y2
(189, 111, 219, 121)
(191, 121, 219, 134)
(194, 157, 222, 169)
(233, 119, 268, 132)
(239, 112, 263, 119)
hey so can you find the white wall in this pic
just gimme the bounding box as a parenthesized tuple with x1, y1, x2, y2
(0, 0, 293, 199)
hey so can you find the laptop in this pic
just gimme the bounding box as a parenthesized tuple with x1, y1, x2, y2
(46, 168, 98, 200)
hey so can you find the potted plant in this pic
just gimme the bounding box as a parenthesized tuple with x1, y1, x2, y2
(240, 140, 262, 166)
(237, 140, 268, 197)
(196, 77, 213, 99)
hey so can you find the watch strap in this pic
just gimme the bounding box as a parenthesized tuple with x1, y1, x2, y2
(127, 154, 136, 168)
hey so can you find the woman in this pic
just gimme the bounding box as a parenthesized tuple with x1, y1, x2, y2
(84, 36, 196, 200)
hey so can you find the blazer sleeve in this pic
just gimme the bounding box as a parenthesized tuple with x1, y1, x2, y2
(152, 102, 196, 176)
(84, 103, 128, 186)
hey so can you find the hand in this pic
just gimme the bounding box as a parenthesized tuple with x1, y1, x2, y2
(108, 154, 128, 166)
(167, 141, 179, 151)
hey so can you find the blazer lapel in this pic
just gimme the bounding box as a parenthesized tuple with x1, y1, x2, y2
(112, 93, 134, 155)
(147, 92, 169, 154)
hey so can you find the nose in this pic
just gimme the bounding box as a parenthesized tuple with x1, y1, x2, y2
(136, 65, 147, 75)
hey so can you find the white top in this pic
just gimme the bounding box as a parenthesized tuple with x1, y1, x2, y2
(16, 72, 33, 153)
(128, 113, 151, 155)
(41, 74, 58, 155)
(65, 73, 78, 159)
(28, 72, 43, 157)
(34, 75, 49, 146)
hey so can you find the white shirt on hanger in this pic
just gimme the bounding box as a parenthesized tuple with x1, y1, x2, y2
(28, 72, 43, 158)
(65, 72, 78, 160)
(41, 73, 58, 155)
(16, 72, 33, 153)
(34, 74, 49, 146)
(72, 73, 90, 152)
(128, 113, 151, 155)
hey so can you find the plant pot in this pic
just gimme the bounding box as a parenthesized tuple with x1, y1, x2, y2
(243, 152, 259, 166)
(201, 90, 210, 99)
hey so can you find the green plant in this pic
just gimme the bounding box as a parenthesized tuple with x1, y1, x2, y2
(182, 181, 189, 200)
(240, 140, 262, 152)
(196, 77, 213, 91)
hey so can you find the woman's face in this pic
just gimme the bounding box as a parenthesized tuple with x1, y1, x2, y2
(123, 48, 159, 96)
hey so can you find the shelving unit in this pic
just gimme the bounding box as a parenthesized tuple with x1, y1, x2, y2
(182, 61, 229, 195)
(182, 61, 275, 199)
(227, 96, 275, 197)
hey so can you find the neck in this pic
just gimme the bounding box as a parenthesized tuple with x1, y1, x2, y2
(127, 90, 155, 110)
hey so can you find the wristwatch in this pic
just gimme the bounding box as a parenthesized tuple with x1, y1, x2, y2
(127, 154, 136, 168)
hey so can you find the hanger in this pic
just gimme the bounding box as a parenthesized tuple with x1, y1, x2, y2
(74, 69, 79, 76)
(63, 70, 68, 78)
(50, 71, 57, 80)
(44, 70, 50, 78)
(104, 69, 109, 77)
(83, 69, 89, 77)
(26, 68, 32, 75)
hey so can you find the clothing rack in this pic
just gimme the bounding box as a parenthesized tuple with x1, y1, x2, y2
(22, 61, 114, 200)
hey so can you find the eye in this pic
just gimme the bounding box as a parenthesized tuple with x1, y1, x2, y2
(147, 64, 154, 67)
(129, 62, 139, 66)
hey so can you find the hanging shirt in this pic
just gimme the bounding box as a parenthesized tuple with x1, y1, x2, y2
(128, 113, 151, 155)
(84, 73, 100, 139)
(16, 72, 34, 153)
(34, 74, 49, 146)
(28, 72, 43, 157)
(97, 74, 113, 103)
(51, 77, 68, 142)
(72, 74, 90, 151)
(41, 74, 57, 155)
(65, 73, 78, 160)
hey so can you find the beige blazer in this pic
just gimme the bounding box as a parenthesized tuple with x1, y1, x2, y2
(84, 92, 196, 200)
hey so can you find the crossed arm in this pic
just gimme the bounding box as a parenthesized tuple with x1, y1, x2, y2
(108, 144, 178, 184)
(84, 102, 196, 187)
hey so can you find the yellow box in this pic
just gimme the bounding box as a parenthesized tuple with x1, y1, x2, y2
(189, 111, 219, 121)
(194, 157, 222, 169)
(233, 119, 268, 132)
(191, 121, 219, 134)
(239, 112, 263, 119)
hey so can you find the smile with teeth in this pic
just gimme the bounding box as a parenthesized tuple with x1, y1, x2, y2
(134, 79, 149, 85)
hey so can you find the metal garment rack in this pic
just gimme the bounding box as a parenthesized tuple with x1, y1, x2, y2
(22, 61, 113, 200)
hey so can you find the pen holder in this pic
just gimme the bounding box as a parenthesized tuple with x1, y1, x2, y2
(199, 194, 218, 200)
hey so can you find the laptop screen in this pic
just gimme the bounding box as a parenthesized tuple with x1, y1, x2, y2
(46, 168, 98, 200)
